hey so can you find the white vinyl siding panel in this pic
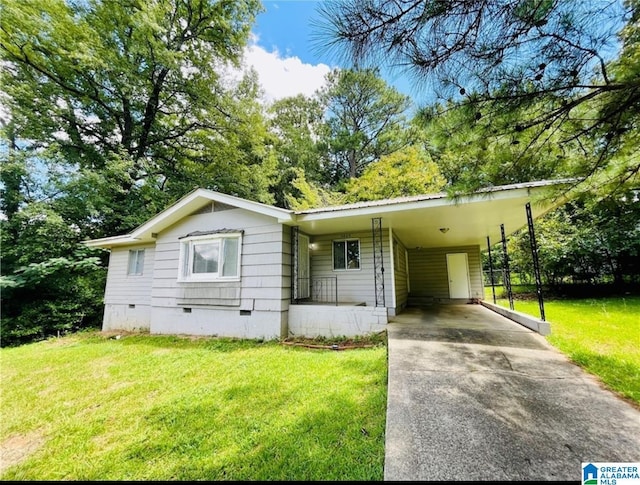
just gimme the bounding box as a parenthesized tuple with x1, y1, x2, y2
(151, 208, 287, 311)
(309, 229, 393, 307)
(104, 244, 155, 305)
(408, 245, 483, 301)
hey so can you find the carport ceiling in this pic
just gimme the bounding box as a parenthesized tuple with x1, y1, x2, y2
(294, 181, 569, 249)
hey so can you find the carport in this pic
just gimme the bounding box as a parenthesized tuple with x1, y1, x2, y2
(291, 180, 569, 319)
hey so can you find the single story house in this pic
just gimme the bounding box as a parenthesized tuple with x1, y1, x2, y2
(85, 180, 568, 339)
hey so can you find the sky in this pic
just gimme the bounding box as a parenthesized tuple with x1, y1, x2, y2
(243, 0, 416, 104)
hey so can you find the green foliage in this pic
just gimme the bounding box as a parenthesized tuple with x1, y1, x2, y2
(343, 146, 446, 202)
(1, 0, 267, 236)
(268, 95, 325, 178)
(0, 0, 273, 345)
(318, 0, 639, 200)
(0, 245, 106, 347)
(267, 94, 327, 207)
(502, 191, 640, 286)
(279, 167, 345, 210)
(318, 68, 412, 182)
(413, 101, 570, 192)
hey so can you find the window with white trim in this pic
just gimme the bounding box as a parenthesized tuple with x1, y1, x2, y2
(127, 249, 145, 275)
(333, 239, 360, 270)
(178, 233, 241, 281)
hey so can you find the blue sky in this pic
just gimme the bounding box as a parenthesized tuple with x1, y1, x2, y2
(246, 0, 626, 108)
(253, 1, 323, 65)
(243, 0, 417, 105)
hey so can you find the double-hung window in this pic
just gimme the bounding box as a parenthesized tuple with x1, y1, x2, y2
(333, 239, 360, 271)
(178, 232, 242, 281)
(127, 249, 145, 275)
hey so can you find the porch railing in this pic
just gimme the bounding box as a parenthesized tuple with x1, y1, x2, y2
(296, 276, 338, 305)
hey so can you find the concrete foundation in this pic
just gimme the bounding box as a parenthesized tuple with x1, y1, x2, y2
(288, 304, 388, 338)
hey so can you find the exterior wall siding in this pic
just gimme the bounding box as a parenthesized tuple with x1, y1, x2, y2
(102, 243, 155, 330)
(102, 206, 289, 339)
(104, 244, 155, 305)
(307, 228, 394, 309)
(407, 245, 484, 303)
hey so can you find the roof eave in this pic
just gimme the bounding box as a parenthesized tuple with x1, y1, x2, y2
(83, 235, 142, 249)
(296, 184, 553, 223)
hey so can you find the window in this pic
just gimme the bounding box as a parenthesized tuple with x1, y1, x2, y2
(178, 233, 241, 281)
(128, 249, 145, 275)
(333, 239, 360, 271)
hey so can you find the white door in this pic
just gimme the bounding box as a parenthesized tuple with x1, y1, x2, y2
(446, 253, 471, 299)
(297, 234, 310, 299)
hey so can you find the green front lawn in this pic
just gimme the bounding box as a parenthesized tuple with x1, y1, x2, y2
(1, 333, 387, 480)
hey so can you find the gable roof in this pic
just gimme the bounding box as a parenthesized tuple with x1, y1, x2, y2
(84, 188, 294, 248)
(85, 179, 572, 249)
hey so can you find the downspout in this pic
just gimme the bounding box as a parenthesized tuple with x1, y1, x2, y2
(291, 226, 299, 303)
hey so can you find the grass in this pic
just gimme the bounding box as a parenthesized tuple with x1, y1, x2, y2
(0, 332, 388, 480)
(4, 294, 638, 479)
(487, 289, 640, 405)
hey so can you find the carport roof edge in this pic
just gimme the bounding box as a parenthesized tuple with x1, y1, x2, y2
(295, 179, 574, 215)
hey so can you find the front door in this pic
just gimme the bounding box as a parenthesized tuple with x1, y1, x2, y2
(297, 234, 310, 299)
(446, 253, 471, 299)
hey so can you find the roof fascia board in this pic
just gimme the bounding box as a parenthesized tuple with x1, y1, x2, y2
(84, 235, 140, 248)
(296, 186, 538, 223)
(195, 189, 294, 222)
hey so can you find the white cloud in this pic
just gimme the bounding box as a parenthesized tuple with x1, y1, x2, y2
(241, 38, 333, 103)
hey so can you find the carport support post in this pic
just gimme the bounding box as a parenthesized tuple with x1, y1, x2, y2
(372, 217, 385, 307)
(500, 224, 514, 311)
(486, 236, 497, 304)
(526, 203, 546, 321)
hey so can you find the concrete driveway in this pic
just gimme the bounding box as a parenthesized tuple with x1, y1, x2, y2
(384, 304, 640, 481)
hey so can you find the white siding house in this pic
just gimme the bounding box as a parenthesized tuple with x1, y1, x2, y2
(86, 181, 569, 339)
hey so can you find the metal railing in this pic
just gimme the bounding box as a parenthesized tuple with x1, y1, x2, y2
(296, 276, 338, 305)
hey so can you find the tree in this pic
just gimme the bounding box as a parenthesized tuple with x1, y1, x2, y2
(276, 167, 345, 210)
(1, 0, 266, 236)
(268, 95, 325, 178)
(412, 101, 570, 191)
(0, 0, 268, 345)
(505, 191, 640, 288)
(342, 145, 446, 201)
(317, 0, 639, 197)
(267, 94, 326, 207)
(317, 68, 412, 182)
(0, 200, 106, 347)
